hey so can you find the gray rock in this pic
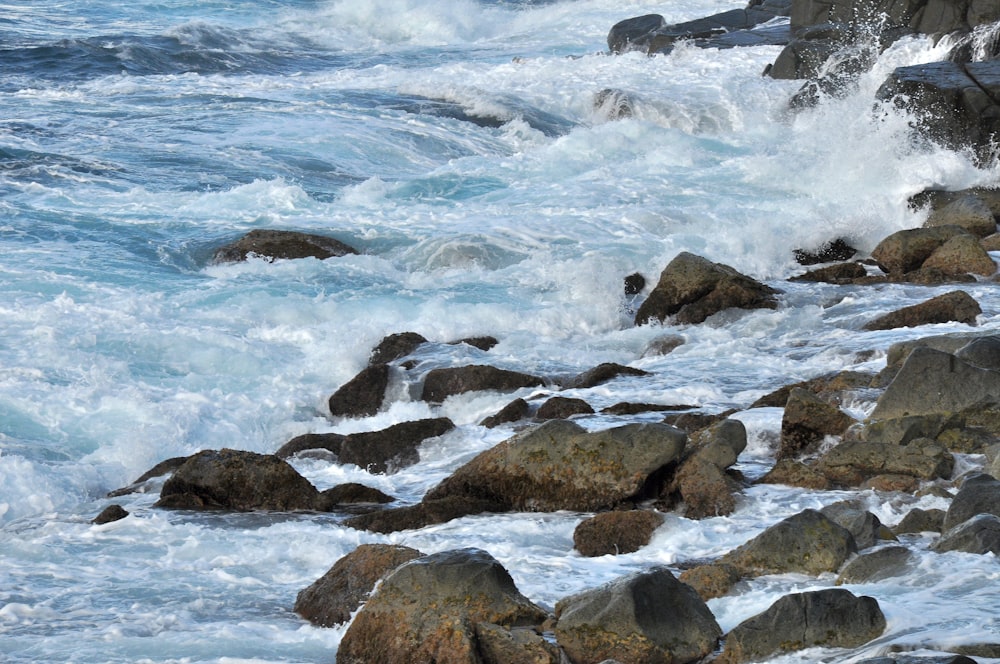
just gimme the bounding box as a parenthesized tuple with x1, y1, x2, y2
(213, 229, 358, 263)
(863, 290, 982, 331)
(718, 588, 886, 664)
(955, 336, 1000, 371)
(816, 437, 954, 485)
(821, 501, 890, 549)
(894, 507, 946, 534)
(779, 387, 855, 459)
(607, 14, 664, 53)
(92, 504, 129, 525)
(943, 473, 1000, 530)
(554, 567, 721, 664)
(837, 545, 916, 583)
(925, 194, 998, 237)
(421, 365, 544, 402)
(870, 226, 971, 275)
(535, 396, 594, 420)
(932, 513, 1000, 555)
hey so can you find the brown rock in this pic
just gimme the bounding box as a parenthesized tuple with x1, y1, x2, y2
(862, 290, 981, 331)
(816, 438, 954, 486)
(535, 396, 594, 420)
(894, 507, 946, 534)
(328, 363, 390, 418)
(336, 417, 455, 474)
(474, 623, 561, 664)
(480, 398, 531, 428)
(92, 504, 129, 525)
(924, 194, 998, 238)
(779, 387, 854, 459)
(573, 510, 664, 557)
(757, 459, 832, 490)
(861, 474, 919, 493)
(678, 562, 741, 601)
(789, 261, 867, 283)
(870, 225, 969, 274)
(921, 233, 996, 276)
(369, 332, 427, 365)
(213, 229, 358, 263)
(320, 483, 394, 506)
(421, 365, 544, 402)
(567, 362, 650, 388)
(294, 543, 423, 626)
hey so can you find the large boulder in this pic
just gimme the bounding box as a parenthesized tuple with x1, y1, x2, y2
(836, 545, 916, 584)
(294, 544, 423, 627)
(932, 513, 1000, 555)
(155, 449, 324, 511)
(213, 229, 358, 263)
(718, 589, 886, 664)
(668, 419, 748, 518)
(635, 252, 779, 326)
(863, 290, 982, 331)
(328, 363, 391, 418)
(816, 437, 954, 485)
(336, 548, 550, 664)
(607, 14, 665, 53)
(942, 473, 1000, 530)
(553, 567, 722, 664)
(421, 365, 544, 402)
(573, 510, 664, 557)
(425, 419, 687, 512)
(870, 226, 972, 275)
(925, 193, 998, 237)
(820, 501, 891, 549)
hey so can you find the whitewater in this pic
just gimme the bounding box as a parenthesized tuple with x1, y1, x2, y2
(1, 0, 999, 662)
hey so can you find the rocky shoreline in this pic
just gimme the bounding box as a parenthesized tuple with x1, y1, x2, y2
(93, 1, 1000, 662)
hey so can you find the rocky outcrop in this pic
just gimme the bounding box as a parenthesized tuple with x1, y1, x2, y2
(328, 363, 391, 418)
(295, 544, 423, 627)
(155, 449, 325, 511)
(421, 365, 545, 402)
(572, 510, 664, 557)
(862, 290, 982, 330)
(213, 229, 358, 263)
(425, 419, 687, 513)
(553, 567, 722, 664)
(635, 252, 780, 326)
(718, 589, 886, 664)
(336, 548, 550, 664)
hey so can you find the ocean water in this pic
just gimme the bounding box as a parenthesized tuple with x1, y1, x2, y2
(1, 0, 999, 662)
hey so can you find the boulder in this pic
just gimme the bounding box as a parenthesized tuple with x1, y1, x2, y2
(820, 501, 890, 549)
(425, 419, 687, 513)
(894, 507, 946, 534)
(870, 226, 971, 275)
(862, 290, 982, 331)
(421, 365, 544, 402)
(789, 261, 868, 283)
(870, 347, 1000, 420)
(535, 396, 594, 420)
(276, 432, 346, 459)
(668, 419, 748, 519)
(750, 370, 876, 409)
(645, 3, 793, 55)
(942, 473, 1000, 530)
(474, 623, 561, 664)
(450, 335, 499, 352)
(719, 509, 856, 576)
(836, 545, 916, 584)
(343, 496, 506, 534)
(336, 548, 549, 664)
(92, 504, 129, 525)
(294, 543, 423, 627)
(107, 455, 189, 497)
(480, 398, 531, 428)
(155, 449, 324, 511)
(932, 513, 1000, 555)
(567, 362, 650, 389)
(717, 589, 886, 664)
(955, 335, 1000, 370)
(677, 562, 742, 601)
(635, 252, 779, 326)
(921, 235, 996, 277)
(553, 567, 722, 664)
(369, 331, 427, 365)
(328, 363, 391, 418)
(779, 387, 855, 459)
(573, 510, 664, 557)
(816, 438, 954, 486)
(320, 483, 395, 506)
(607, 14, 665, 53)
(925, 193, 998, 237)
(213, 229, 358, 263)
(793, 238, 858, 265)
(757, 459, 833, 490)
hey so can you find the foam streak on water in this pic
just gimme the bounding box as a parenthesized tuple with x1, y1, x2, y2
(1, 0, 999, 662)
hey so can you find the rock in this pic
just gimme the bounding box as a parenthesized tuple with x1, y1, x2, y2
(820, 501, 890, 549)
(421, 365, 544, 402)
(553, 567, 721, 664)
(921, 234, 996, 277)
(894, 507, 946, 534)
(212, 229, 358, 263)
(789, 261, 868, 283)
(328, 363, 391, 418)
(594, 89, 634, 121)
(863, 290, 981, 331)
(535, 396, 594, 420)
(369, 332, 427, 365)
(665, 411, 736, 433)
(567, 362, 650, 389)
(343, 496, 506, 534)
(320, 483, 395, 506)
(925, 194, 998, 237)
(601, 402, 696, 416)
(107, 456, 189, 497)
(719, 509, 857, 576)
(779, 387, 855, 459)
(474, 623, 561, 664)
(92, 504, 129, 524)
(425, 419, 687, 513)
(717, 589, 886, 664)
(294, 543, 423, 627)
(669, 419, 748, 519)
(573, 510, 664, 557)
(451, 335, 499, 352)
(155, 449, 324, 511)
(641, 333, 686, 357)
(336, 548, 548, 664)
(275, 432, 346, 459)
(336, 417, 455, 474)
(861, 474, 920, 492)
(480, 398, 531, 428)
(870, 347, 1000, 421)
(750, 370, 876, 409)
(623, 272, 645, 295)
(607, 14, 665, 53)
(870, 226, 971, 275)
(932, 513, 1000, 555)
(646, 4, 792, 55)
(634, 252, 779, 326)
(858, 656, 978, 664)
(836, 545, 916, 584)
(816, 438, 954, 486)
(793, 238, 858, 265)
(757, 459, 832, 490)
(955, 335, 1000, 370)
(942, 473, 1000, 530)
(678, 562, 742, 601)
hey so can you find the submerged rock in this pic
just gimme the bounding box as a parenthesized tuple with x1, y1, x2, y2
(212, 229, 358, 263)
(92, 504, 129, 525)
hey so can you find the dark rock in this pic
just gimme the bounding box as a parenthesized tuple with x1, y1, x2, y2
(535, 396, 594, 420)
(665, 410, 736, 433)
(646, 6, 792, 55)
(601, 402, 696, 416)
(336, 548, 548, 664)
(294, 543, 423, 627)
(425, 419, 687, 513)
(567, 362, 650, 389)
(820, 501, 890, 550)
(757, 459, 833, 489)
(641, 333, 686, 357)
(421, 365, 544, 402)
(369, 332, 427, 365)
(779, 387, 855, 459)
(480, 398, 531, 428)
(718, 589, 886, 663)
(92, 504, 129, 525)
(635, 252, 779, 326)
(607, 14, 665, 53)
(155, 448, 324, 511)
(817, 438, 954, 486)
(894, 507, 946, 534)
(719, 509, 857, 576)
(943, 473, 1000, 530)
(678, 562, 742, 601)
(343, 496, 505, 534)
(955, 335, 1000, 370)
(336, 417, 455, 474)
(107, 456, 189, 497)
(837, 545, 916, 584)
(328, 363, 390, 418)
(932, 513, 1000, 554)
(793, 238, 858, 265)
(451, 335, 499, 352)
(573, 510, 664, 557)
(213, 229, 357, 263)
(275, 432, 346, 459)
(320, 483, 394, 506)
(863, 290, 982, 331)
(623, 272, 645, 295)
(789, 261, 868, 283)
(553, 567, 721, 664)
